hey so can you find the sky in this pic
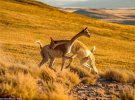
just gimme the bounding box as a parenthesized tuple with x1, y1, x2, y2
(37, 0, 135, 8)
(37, 0, 88, 6)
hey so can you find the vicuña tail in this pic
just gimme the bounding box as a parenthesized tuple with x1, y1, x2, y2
(91, 46, 96, 53)
(35, 40, 42, 49)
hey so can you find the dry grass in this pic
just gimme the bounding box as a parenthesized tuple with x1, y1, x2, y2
(102, 69, 135, 83)
(81, 76, 97, 85)
(120, 88, 135, 100)
(0, 0, 134, 72)
(70, 65, 93, 78)
(39, 67, 56, 83)
(0, 0, 135, 99)
(0, 52, 81, 99)
(42, 83, 76, 100)
(70, 65, 97, 84)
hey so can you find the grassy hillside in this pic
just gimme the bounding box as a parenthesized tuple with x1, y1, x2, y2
(0, 0, 135, 99)
(0, 0, 135, 71)
(74, 9, 135, 25)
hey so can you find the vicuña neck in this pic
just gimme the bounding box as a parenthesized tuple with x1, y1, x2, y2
(69, 32, 82, 46)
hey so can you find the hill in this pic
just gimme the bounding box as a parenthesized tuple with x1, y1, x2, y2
(0, 0, 135, 99)
(0, 0, 135, 69)
(73, 9, 135, 25)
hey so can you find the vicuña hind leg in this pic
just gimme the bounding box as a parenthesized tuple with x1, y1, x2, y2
(49, 57, 55, 68)
(39, 57, 49, 67)
(65, 54, 77, 68)
(61, 56, 72, 71)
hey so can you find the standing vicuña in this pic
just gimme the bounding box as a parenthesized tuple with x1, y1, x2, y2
(36, 27, 90, 71)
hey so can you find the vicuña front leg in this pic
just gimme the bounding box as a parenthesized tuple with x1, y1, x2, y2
(61, 56, 72, 71)
(39, 57, 49, 67)
(49, 57, 56, 72)
(65, 54, 77, 68)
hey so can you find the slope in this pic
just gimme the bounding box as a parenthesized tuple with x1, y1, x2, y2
(0, 0, 135, 71)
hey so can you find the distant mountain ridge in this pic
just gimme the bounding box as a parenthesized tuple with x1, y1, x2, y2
(73, 9, 135, 25)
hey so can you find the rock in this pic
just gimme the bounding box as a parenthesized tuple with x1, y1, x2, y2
(70, 78, 134, 100)
(105, 91, 111, 95)
(97, 89, 105, 96)
(84, 85, 88, 88)
(101, 82, 106, 87)
(108, 83, 115, 88)
(109, 89, 115, 95)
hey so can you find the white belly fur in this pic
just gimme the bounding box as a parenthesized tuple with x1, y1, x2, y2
(86, 49, 91, 56)
(67, 46, 72, 54)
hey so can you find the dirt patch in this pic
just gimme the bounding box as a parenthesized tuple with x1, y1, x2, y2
(70, 78, 135, 100)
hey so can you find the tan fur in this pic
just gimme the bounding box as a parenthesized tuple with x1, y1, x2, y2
(51, 40, 98, 74)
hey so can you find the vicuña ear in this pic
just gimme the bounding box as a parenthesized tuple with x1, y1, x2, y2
(50, 37, 54, 42)
(91, 46, 96, 53)
(84, 27, 88, 30)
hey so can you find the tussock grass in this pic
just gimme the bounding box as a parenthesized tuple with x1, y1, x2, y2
(67, 72, 80, 85)
(0, 0, 134, 71)
(8, 64, 29, 74)
(70, 65, 92, 78)
(41, 83, 75, 100)
(0, 0, 135, 99)
(81, 76, 97, 85)
(102, 69, 135, 83)
(56, 69, 80, 89)
(0, 73, 37, 99)
(120, 88, 135, 100)
(70, 66, 98, 84)
(0, 52, 80, 99)
(39, 67, 56, 83)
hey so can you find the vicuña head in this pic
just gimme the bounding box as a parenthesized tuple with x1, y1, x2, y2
(49, 37, 69, 49)
(50, 27, 90, 49)
(78, 27, 90, 38)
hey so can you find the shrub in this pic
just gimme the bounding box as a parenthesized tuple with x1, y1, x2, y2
(70, 65, 92, 78)
(8, 64, 29, 74)
(39, 67, 56, 84)
(0, 73, 37, 99)
(39, 82, 75, 100)
(56, 69, 80, 89)
(102, 69, 135, 83)
(68, 72, 80, 85)
(120, 88, 135, 100)
(81, 76, 97, 85)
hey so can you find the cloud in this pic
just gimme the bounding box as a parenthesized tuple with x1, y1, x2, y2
(37, 0, 135, 8)
(56, 0, 88, 1)
(37, 0, 88, 3)
(37, 0, 89, 6)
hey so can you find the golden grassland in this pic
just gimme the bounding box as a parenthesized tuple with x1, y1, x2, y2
(0, 0, 135, 99)
(0, 0, 134, 71)
(0, 51, 95, 99)
(0, 51, 135, 99)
